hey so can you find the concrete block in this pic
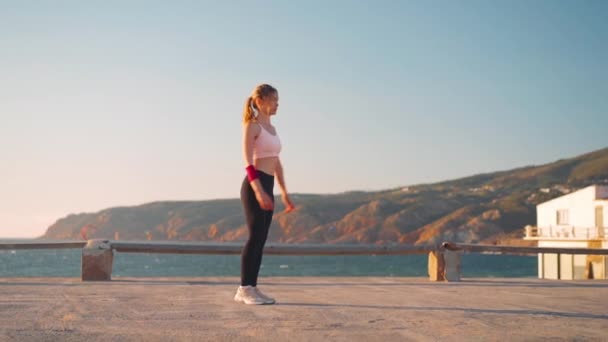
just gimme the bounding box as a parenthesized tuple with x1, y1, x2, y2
(82, 239, 113, 281)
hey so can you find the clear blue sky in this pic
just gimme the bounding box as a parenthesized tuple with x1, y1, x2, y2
(1, 1, 607, 238)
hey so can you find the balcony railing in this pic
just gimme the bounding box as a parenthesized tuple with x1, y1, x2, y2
(524, 225, 607, 240)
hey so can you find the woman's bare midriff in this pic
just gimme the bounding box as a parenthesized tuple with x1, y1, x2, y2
(254, 157, 279, 176)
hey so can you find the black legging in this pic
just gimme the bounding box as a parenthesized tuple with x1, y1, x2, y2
(240, 170, 275, 286)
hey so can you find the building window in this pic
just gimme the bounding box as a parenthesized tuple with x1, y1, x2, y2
(556, 209, 569, 225)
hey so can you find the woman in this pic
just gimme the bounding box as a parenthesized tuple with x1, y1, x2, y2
(234, 84, 296, 305)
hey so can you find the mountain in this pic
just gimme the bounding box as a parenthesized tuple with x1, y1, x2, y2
(42, 147, 608, 245)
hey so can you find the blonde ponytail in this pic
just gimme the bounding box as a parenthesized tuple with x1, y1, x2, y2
(243, 96, 256, 123)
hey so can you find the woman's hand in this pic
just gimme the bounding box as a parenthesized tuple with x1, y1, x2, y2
(281, 193, 296, 213)
(255, 190, 274, 211)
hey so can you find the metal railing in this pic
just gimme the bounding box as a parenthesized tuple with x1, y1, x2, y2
(0, 240, 86, 250)
(2, 239, 607, 281)
(441, 242, 608, 255)
(110, 240, 433, 255)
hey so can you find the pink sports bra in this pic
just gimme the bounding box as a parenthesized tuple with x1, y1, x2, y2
(253, 124, 282, 159)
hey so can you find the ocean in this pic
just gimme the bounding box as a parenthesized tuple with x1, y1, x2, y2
(0, 246, 537, 278)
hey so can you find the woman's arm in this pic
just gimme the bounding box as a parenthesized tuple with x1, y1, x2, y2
(274, 158, 287, 195)
(275, 157, 295, 212)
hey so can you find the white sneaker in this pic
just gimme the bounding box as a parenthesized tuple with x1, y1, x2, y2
(254, 287, 276, 304)
(234, 286, 265, 305)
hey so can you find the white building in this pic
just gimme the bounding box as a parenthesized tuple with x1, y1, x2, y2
(524, 185, 608, 279)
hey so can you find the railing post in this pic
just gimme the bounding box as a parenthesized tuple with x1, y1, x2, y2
(82, 239, 113, 281)
(428, 249, 445, 281)
(444, 249, 461, 282)
(428, 248, 461, 282)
